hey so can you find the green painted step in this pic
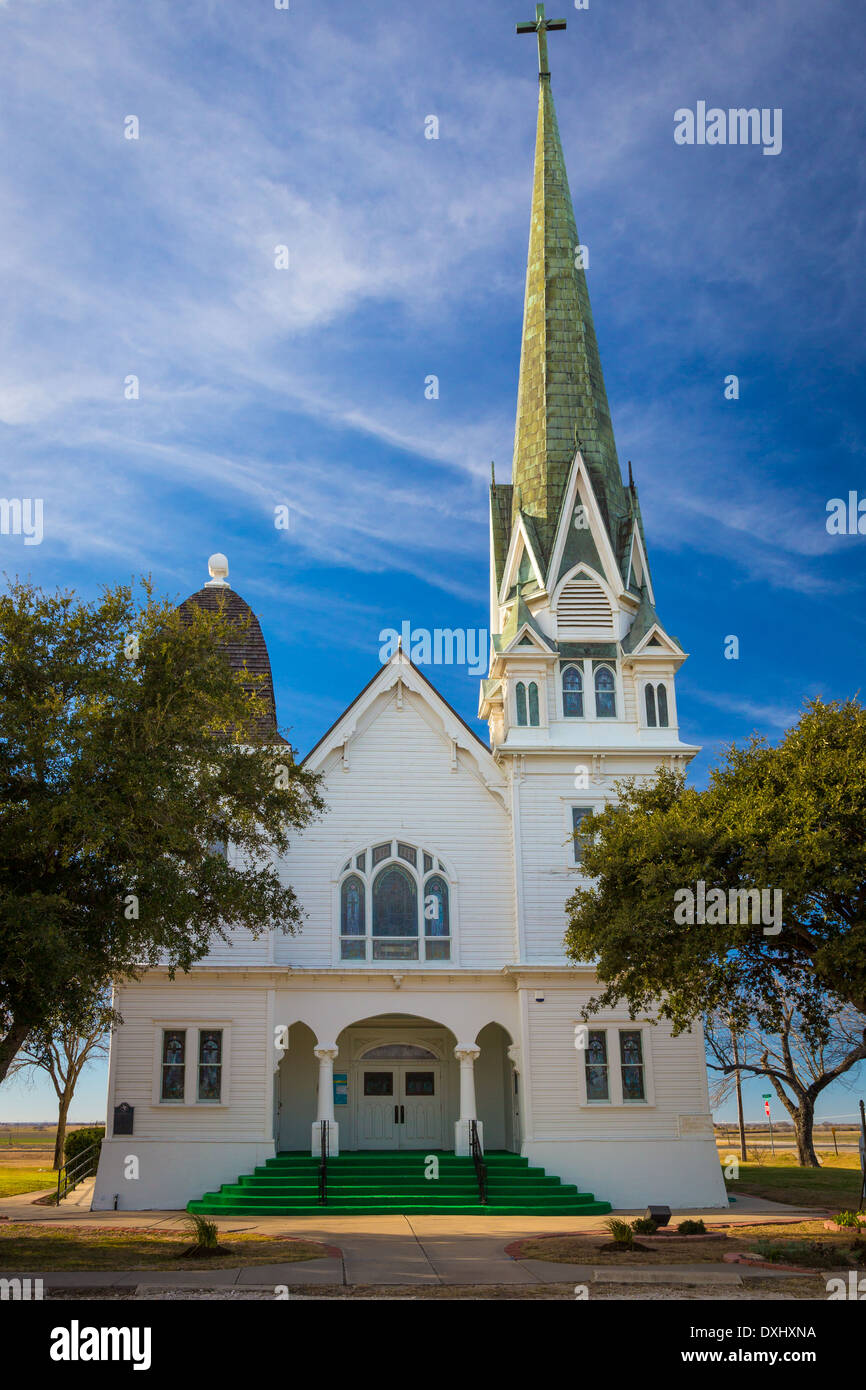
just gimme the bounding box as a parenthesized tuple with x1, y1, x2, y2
(188, 1149, 611, 1217)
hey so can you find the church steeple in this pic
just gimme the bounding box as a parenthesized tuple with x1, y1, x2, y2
(512, 6, 622, 567)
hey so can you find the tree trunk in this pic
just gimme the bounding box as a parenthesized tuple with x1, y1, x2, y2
(793, 1097, 820, 1166)
(0, 1018, 32, 1087)
(53, 1089, 73, 1170)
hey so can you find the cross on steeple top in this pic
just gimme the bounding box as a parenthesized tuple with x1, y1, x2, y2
(516, 3, 567, 78)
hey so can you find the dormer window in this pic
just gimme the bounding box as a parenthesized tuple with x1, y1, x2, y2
(594, 665, 617, 718)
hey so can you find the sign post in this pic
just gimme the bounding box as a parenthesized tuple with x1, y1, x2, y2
(762, 1094, 775, 1156)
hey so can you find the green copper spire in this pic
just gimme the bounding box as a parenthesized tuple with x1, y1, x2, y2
(512, 8, 623, 566)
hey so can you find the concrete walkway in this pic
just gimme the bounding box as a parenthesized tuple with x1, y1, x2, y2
(0, 1190, 829, 1291)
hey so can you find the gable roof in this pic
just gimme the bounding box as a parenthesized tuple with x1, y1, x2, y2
(302, 650, 494, 768)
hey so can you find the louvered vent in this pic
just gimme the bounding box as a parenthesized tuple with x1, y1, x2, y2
(556, 579, 614, 635)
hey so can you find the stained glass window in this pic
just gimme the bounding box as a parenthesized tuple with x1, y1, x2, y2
(645, 684, 657, 727)
(198, 1030, 222, 1102)
(528, 681, 540, 726)
(620, 1030, 646, 1101)
(355, 851, 366, 872)
(516, 681, 528, 726)
(373, 865, 417, 937)
(594, 665, 616, 718)
(423, 876, 449, 936)
(161, 1030, 186, 1101)
(562, 664, 583, 717)
(585, 1030, 609, 1101)
(423, 852, 433, 873)
(372, 842, 392, 865)
(397, 842, 417, 866)
(341, 876, 365, 935)
(657, 684, 669, 728)
(362, 1044, 437, 1060)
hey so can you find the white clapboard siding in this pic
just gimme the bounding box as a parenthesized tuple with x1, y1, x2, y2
(273, 689, 516, 968)
(526, 987, 709, 1139)
(515, 767, 589, 960)
(110, 982, 269, 1140)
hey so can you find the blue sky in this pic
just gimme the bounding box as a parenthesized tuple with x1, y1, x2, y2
(1, 0, 864, 1123)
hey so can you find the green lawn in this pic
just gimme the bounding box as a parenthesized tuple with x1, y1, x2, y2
(725, 1152, 864, 1210)
(0, 1224, 335, 1271)
(0, 1166, 55, 1198)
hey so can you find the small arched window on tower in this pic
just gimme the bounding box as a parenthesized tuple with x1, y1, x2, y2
(562, 663, 583, 718)
(645, 684, 657, 727)
(657, 683, 669, 728)
(528, 681, 540, 726)
(594, 665, 617, 718)
(515, 681, 528, 726)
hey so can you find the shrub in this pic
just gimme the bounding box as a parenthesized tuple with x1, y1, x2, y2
(677, 1218, 706, 1235)
(63, 1127, 104, 1166)
(751, 1239, 842, 1270)
(834, 1211, 865, 1230)
(604, 1218, 634, 1246)
(185, 1213, 220, 1250)
(631, 1217, 659, 1235)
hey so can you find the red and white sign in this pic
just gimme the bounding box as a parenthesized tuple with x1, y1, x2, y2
(764, 1100, 771, 1118)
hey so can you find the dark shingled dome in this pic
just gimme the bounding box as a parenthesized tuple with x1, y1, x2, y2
(179, 582, 283, 743)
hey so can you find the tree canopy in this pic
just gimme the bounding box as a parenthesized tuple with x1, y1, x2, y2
(564, 699, 866, 1036)
(0, 576, 324, 1083)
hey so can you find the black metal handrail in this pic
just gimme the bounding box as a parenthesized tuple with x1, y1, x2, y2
(318, 1120, 329, 1204)
(468, 1120, 487, 1204)
(55, 1142, 100, 1204)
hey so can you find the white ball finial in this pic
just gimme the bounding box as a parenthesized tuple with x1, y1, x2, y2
(205, 553, 229, 587)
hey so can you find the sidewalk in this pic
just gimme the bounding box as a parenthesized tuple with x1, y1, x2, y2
(0, 1191, 830, 1292)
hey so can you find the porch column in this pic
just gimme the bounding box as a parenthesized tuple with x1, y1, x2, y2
(311, 1044, 340, 1156)
(454, 1043, 482, 1156)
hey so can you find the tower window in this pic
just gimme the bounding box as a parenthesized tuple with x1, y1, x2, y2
(515, 681, 528, 726)
(528, 681, 540, 726)
(657, 684, 669, 728)
(645, 684, 657, 727)
(594, 665, 617, 718)
(562, 663, 583, 718)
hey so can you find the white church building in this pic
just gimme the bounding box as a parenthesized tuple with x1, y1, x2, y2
(93, 13, 727, 1214)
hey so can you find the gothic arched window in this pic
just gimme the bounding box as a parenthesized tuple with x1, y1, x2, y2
(594, 665, 617, 718)
(657, 684, 669, 728)
(645, 683, 657, 727)
(562, 663, 583, 718)
(515, 681, 528, 726)
(340, 846, 451, 963)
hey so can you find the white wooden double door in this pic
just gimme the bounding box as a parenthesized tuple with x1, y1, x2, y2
(354, 1061, 444, 1149)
